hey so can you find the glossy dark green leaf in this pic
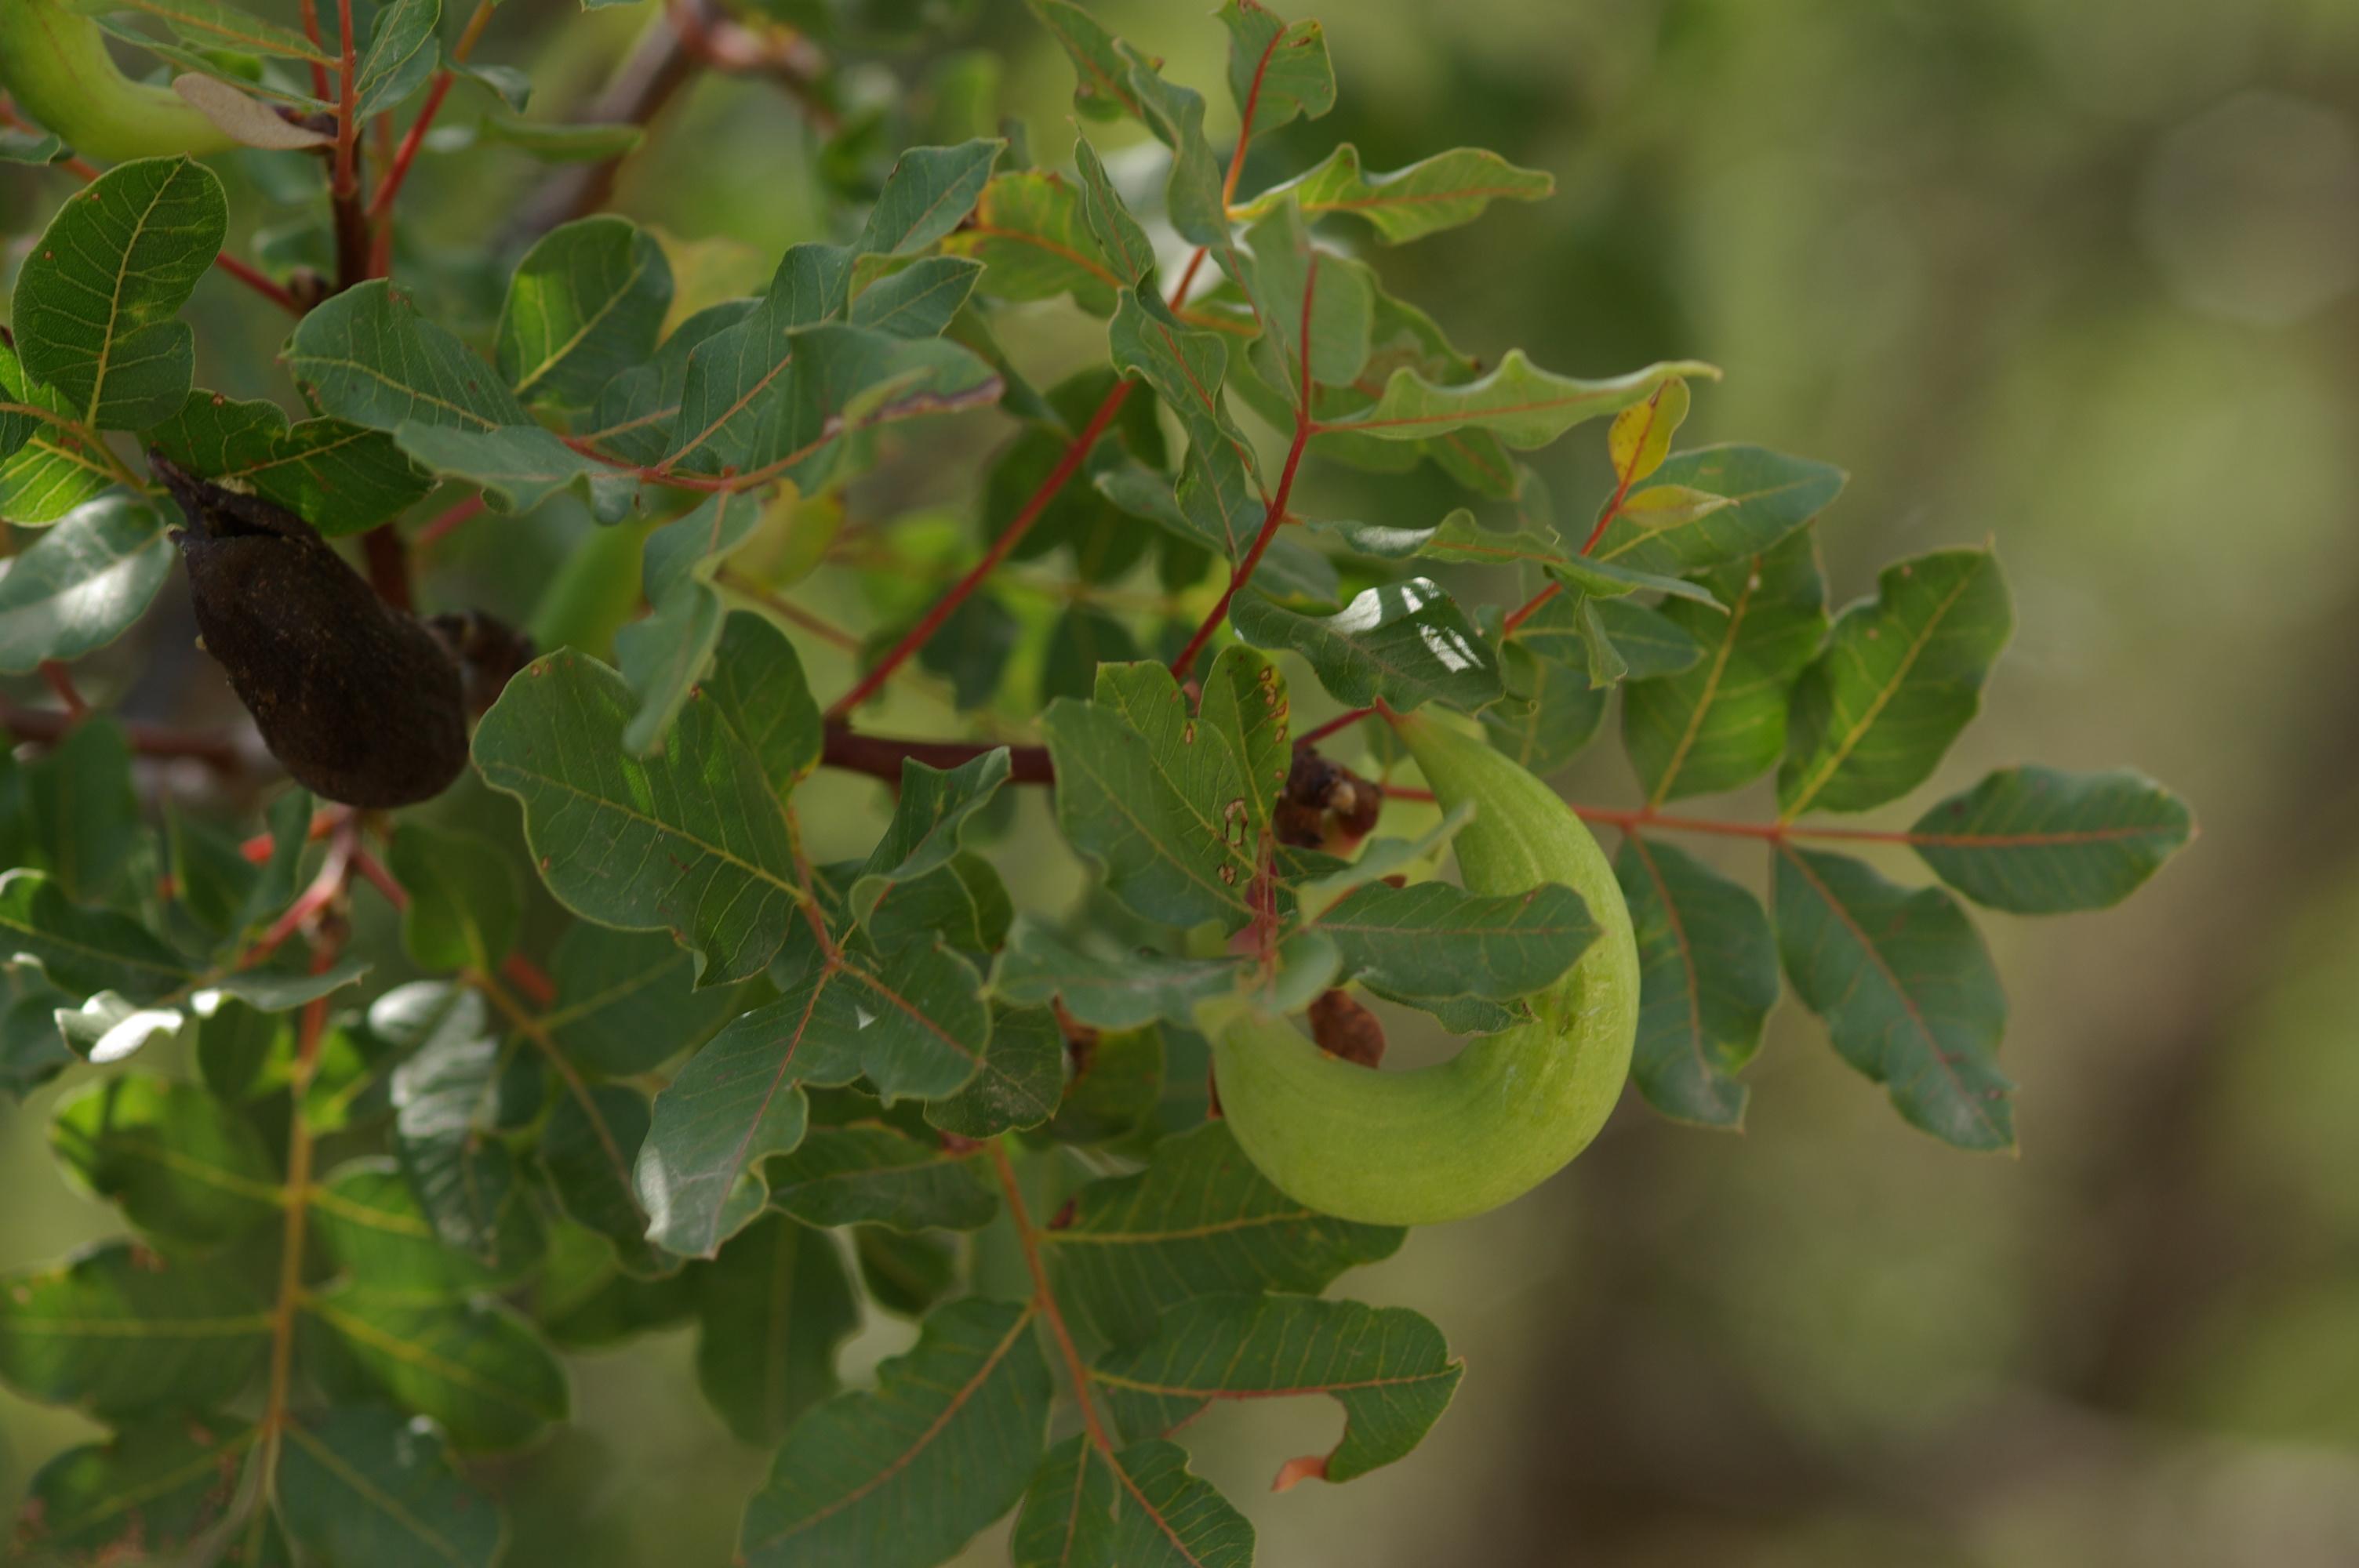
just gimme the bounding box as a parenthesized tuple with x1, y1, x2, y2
(695, 1212, 858, 1446)
(1615, 836, 1777, 1128)
(1909, 766, 2196, 913)
(1231, 579, 1503, 713)
(1622, 530, 1828, 804)
(14, 157, 227, 429)
(1094, 1294, 1462, 1483)
(1046, 1122, 1401, 1347)
(1230, 196, 1372, 395)
(1779, 548, 2014, 817)
(386, 983, 515, 1261)
(474, 649, 806, 985)
(49, 1075, 282, 1246)
(739, 1297, 1052, 1568)
(0, 495, 171, 671)
(1313, 874, 1594, 1003)
(705, 609, 825, 794)
(1773, 845, 2012, 1151)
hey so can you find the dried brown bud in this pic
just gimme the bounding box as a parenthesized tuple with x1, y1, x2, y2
(1308, 988, 1387, 1069)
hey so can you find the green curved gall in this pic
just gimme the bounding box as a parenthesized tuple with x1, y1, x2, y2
(1208, 710, 1639, 1225)
(0, 0, 234, 161)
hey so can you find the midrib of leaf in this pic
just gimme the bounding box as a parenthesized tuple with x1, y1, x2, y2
(281, 1422, 478, 1566)
(1775, 843, 2004, 1145)
(747, 1305, 1039, 1549)
(966, 223, 1121, 289)
(1779, 564, 1981, 821)
(707, 971, 830, 1242)
(300, 1296, 551, 1414)
(1303, 183, 1536, 215)
(474, 761, 803, 902)
(114, 0, 333, 62)
(1647, 563, 1757, 806)
(511, 255, 650, 400)
(1110, 1452, 1212, 1566)
(83, 171, 179, 426)
(1040, 12, 1140, 116)
(841, 956, 983, 1065)
(101, 1138, 284, 1203)
(1092, 1366, 1453, 1399)
(0, 912, 191, 983)
(308, 1186, 435, 1236)
(293, 354, 505, 430)
(1045, 1209, 1321, 1246)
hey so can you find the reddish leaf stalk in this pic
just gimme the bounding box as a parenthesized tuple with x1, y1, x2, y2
(824, 385, 1133, 719)
(367, 0, 492, 220)
(413, 495, 488, 550)
(1292, 705, 1373, 749)
(988, 1140, 1114, 1454)
(36, 661, 87, 719)
(1169, 252, 1320, 680)
(209, 251, 303, 315)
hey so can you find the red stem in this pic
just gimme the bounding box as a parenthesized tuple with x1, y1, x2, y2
(823, 386, 1132, 720)
(1292, 706, 1373, 748)
(209, 252, 304, 316)
(413, 495, 486, 549)
(296, 0, 332, 101)
(0, 699, 241, 771)
(37, 661, 87, 719)
(332, 0, 358, 198)
(821, 724, 1052, 786)
(1169, 252, 1319, 680)
(368, 73, 456, 220)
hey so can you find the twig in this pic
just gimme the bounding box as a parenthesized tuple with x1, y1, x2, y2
(366, 0, 497, 222)
(0, 697, 243, 771)
(989, 1141, 1114, 1453)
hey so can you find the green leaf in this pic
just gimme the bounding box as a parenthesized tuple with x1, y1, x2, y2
(75, 0, 333, 61)
(638, 944, 987, 1256)
(147, 390, 432, 536)
(352, 0, 439, 114)
(21, 715, 140, 904)
(1481, 641, 1606, 774)
(1622, 529, 1829, 804)
(1773, 844, 2012, 1151)
(390, 824, 522, 973)
(499, 216, 674, 408)
(618, 495, 767, 756)
(19, 1415, 259, 1565)
(0, 495, 171, 671)
(2, 963, 78, 1100)
(1779, 548, 2014, 817)
(1615, 835, 1777, 1128)
(1234, 195, 1373, 394)
(275, 1406, 503, 1568)
(1073, 134, 1156, 290)
(1234, 143, 1553, 244)
(1095, 1294, 1463, 1483)
(853, 1226, 957, 1319)
(991, 916, 1245, 1031)
(1030, 0, 1141, 122)
(542, 921, 743, 1076)
(739, 1297, 1052, 1568)
(661, 245, 850, 471)
(1108, 292, 1260, 506)
(387, 984, 516, 1262)
(0, 342, 112, 524)
(541, 1081, 662, 1269)
(391, 420, 627, 516)
(0, 869, 191, 1003)
(1221, 0, 1334, 135)
(1012, 1434, 1115, 1568)
(1313, 875, 1594, 1003)
(1045, 1024, 1161, 1144)
(14, 156, 227, 429)
(1321, 352, 1714, 451)
(943, 170, 1120, 314)
(1117, 46, 1227, 246)
(1046, 1121, 1401, 1347)
(1909, 766, 2196, 913)
(1016, 1436, 1256, 1568)
(849, 255, 984, 339)
(1590, 444, 1848, 575)
(857, 138, 1005, 256)
(311, 1156, 541, 1298)
(473, 648, 806, 985)
(0, 124, 67, 166)
(0, 1242, 270, 1417)
(1041, 649, 1291, 934)
(765, 1123, 996, 1231)
(583, 297, 755, 466)
(694, 1212, 857, 1446)
(288, 280, 532, 436)
(924, 1001, 1063, 1138)
(849, 748, 1012, 938)
(1231, 579, 1503, 713)
(300, 1284, 569, 1450)
(49, 1075, 282, 1246)
(704, 609, 824, 794)
(479, 111, 645, 160)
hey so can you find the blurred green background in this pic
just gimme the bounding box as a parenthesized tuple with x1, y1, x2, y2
(6, 0, 2359, 1562)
